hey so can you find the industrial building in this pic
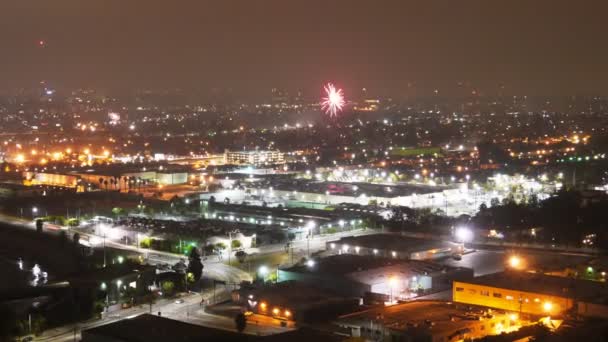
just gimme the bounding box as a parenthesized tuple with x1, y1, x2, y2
(326, 234, 464, 261)
(82, 314, 343, 342)
(278, 254, 473, 300)
(225, 149, 284, 165)
(453, 271, 608, 317)
(235, 281, 359, 322)
(337, 301, 526, 342)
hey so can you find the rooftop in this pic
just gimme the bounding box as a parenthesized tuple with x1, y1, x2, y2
(329, 234, 459, 253)
(243, 281, 347, 309)
(83, 314, 243, 342)
(83, 314, 343, 342)
(338, 300, 504, 335)
(285, 254, 462, 277)
(458, 271, 608, 303)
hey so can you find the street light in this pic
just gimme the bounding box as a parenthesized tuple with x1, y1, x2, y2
(455, 227, 473, 243)
(509, 256, 521, 269)
(543, 302, 553, 313)
(388, 276, 398, 304)
(258, 265, 269, 282)
(306, 259, 315, 268)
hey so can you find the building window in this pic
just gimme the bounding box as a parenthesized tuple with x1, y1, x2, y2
(493, 293, 502, 298)
(480, 290, 490, 296)
(506, 295, 514, 300)
(468, 289, 477, 295)
(455, 287, 464, 292)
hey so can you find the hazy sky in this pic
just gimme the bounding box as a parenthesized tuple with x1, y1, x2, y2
(1, 0, 607, 97)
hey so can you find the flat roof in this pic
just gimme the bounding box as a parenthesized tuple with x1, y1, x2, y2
(83, 314, 243, 342)
(457, 271, 608, 303)
(246, 281, 346, 309)
(284, 254, 462, 277)
(339, 301, 501, 335)
(330, 234, 459, 254)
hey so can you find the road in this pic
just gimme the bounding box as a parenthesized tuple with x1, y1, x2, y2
(0, 213, 266, 341)
(38, 289, 291, 341)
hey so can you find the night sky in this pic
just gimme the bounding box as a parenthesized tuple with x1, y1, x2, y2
(1, 0, 607, 97)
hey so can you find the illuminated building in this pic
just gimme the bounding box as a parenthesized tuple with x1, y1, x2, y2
(326, 234, 464, 261)
(337, 301, 525, 341)
(225, 149, 284, 165)
(453, 271, 608, 317)
(278, 254, 472, 299)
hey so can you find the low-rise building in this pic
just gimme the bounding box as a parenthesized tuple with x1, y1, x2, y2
(326, 234, 464, 261)
(337, 301, 526, 342)
(278, 254, 473, 300)
(82, 314, 344, 342)
(235, 281, 359, 323)
(453, 271, 608, 317)
(225, 149, 284, 165)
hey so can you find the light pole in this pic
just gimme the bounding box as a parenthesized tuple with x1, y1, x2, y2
(388, 276, 398, 304)
(103, 233, 107, 268)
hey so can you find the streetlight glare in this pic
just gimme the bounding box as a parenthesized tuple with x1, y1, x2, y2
(388, 276, 398, 288)
(455, 227, 473, 242)
(508, 256, 521, 268)
(258, 265, 269, 275)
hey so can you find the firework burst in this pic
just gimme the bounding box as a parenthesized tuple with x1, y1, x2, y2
(321, 83, 345, 117)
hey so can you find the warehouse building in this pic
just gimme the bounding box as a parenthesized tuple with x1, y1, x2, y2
(453, 271, 608, 317)
(337, 301, 527, 342)
(326, 234, 464, 261)
(278, 254, 473, 300)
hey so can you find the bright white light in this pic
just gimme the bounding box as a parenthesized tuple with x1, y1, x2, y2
(258, 265, 269, 275)
(455, 227, 473, 242)
(306, 259, 315, 267)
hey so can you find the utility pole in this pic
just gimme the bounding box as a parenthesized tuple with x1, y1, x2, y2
(103, 233, 107, 267)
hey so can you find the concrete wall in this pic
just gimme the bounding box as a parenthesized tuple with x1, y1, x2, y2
(578, 302, 608, 319)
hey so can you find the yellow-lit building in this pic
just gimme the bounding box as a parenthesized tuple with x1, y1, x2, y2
(454, 271, 608, 317)
(23, 172, 80, 188)
(338, 301, 526, 342)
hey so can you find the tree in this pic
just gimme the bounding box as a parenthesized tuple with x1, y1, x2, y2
(35, 219, 43, 233)
(231, 239, 242, 249)
(235, 250, 247, 263)
(161, 281, 175, 297)
(73, 232, 80, 245)
(112, 207, 125, 219)
(235, 312, 247, 333)
(0, 305, 17, 340)
(187, 247, 204, 282)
